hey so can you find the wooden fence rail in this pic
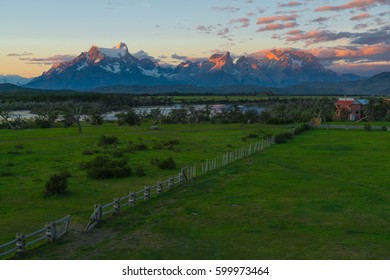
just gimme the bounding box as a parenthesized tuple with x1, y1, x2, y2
(0, 215, 71, 258)
(84, 135, 276, 233)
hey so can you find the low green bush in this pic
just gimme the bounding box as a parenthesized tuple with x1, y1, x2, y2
(82, 156, 131, 179)
(98, 135, 119, 146)
(44, 171, 70, 197)
(151, 156, 176, 170)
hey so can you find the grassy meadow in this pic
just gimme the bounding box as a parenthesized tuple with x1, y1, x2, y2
(5, 128, 390, 259)
(0, 122, 287, 245)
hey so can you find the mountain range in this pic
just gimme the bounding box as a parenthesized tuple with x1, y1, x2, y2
(0, 75, 32, 86)
(26, 43, 364, 91)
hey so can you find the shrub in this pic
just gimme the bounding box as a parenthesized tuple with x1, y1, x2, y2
(44, 171, 70, 197)
(98, 135, 119, 146)
(82, 156, 131, 179)
(164, 139, 180, 146)
(241, 133, 258, 141)
(135, 143, 148, 151)
(136, 166, 146, 177)
(82, 150, 94, 156)
(364, 124, 372, 131)
(152, 143, 164, 150)
(151, 156, 176, 170)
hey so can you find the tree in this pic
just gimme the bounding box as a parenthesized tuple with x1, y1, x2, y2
(0, 106, 15, 129)
(88, 103, 106, 127)
(116, 108, 141, 126)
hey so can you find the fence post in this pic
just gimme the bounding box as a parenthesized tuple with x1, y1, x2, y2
(157, 182, 163, 195)
(201, 163, 204, 175)
(113, 198, 120, 215)
(15, 233, 25, 254)
(179, 171, 184, 185)
(94, 204, 103, 223)
(45, 222, 57, 242)
(144, 185, 150, 200)
(169, 177, 174, 189)
(129, 192, 135, 207)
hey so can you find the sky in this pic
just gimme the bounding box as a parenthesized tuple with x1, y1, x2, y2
(0, 0, 389, 77)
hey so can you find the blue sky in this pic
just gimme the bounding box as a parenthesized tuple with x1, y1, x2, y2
(1, 0, 389, 77)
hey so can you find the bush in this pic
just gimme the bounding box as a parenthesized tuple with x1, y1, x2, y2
(82, 150, 94, 155)
(241, 133, 258, 141)
(134, 143, 148, 151)
(164, 139, 180, 146)
(82, 156, 131, 179)
(152, 143, 164, 150)
(44, 171, 70, 197)
(151, 156, 176, 170)
(98, 135, 119, 146)
(136, 166, 146, 177)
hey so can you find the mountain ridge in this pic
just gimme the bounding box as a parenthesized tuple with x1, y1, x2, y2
(26, 43, 360, 91)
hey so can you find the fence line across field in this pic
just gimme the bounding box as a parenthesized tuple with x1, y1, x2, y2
(84, 134, 276, 233)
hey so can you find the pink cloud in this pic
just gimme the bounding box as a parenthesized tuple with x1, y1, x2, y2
(257, 14, 298, 24)
(310, 44, 390, 60)
(315, 0, 386, 12)
(257, 22, 297, 32)
(278, 1, 303, 8)
(350, 12, 370, 20)
(229, 17, 250, 28)
(286, 30, 354, 45)
(287, 29, 303, 35)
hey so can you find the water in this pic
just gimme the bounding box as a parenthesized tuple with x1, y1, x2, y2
(8, 104, 264, 121)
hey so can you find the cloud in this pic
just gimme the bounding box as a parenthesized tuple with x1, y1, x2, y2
(350, 12, 370, 20)
(278, 1, 303, 8)
(311, 44, 390, 63)
(132, 50, 159, 61)
(19, 55, 76, 65)
(257, 7, 266, 13)
(217, 27, 230, 36)
(311, 16, 332, 22)
(287, 29, 303, 35)
(350, 25, 390, 44)
(285, 24, 390, 46)
(286, 30, 354, 45)
(212, 6, 240, 13)
(257, 14, 298, 24)
(196, 25, 216, 34)
(354, 23, 369, 29)
(7, 52, 33, 57)
(171, 54, 188, 60)
(327, 61, 390, 76)
(257, 22, 298, 32)
(315, 0, 387, 12)
(229, 17, 250, 28)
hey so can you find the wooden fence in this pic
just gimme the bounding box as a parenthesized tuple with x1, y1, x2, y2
(84, 135, 275, 232)
(0, 215, 70, 258)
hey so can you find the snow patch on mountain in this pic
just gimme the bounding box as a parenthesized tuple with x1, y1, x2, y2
(102, 62, 121, 73)
(98, 43, 128, 58)
(138, 67, 161, 78)
(77, 62, 88, 71)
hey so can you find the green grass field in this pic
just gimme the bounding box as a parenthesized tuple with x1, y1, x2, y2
(6, 128, 390, 260)
(0, 122, 287, 246)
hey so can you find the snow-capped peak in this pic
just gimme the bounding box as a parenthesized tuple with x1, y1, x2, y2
(98, 42, 129, 58)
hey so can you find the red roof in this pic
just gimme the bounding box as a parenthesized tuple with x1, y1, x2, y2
(336, 100, 354, 106)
